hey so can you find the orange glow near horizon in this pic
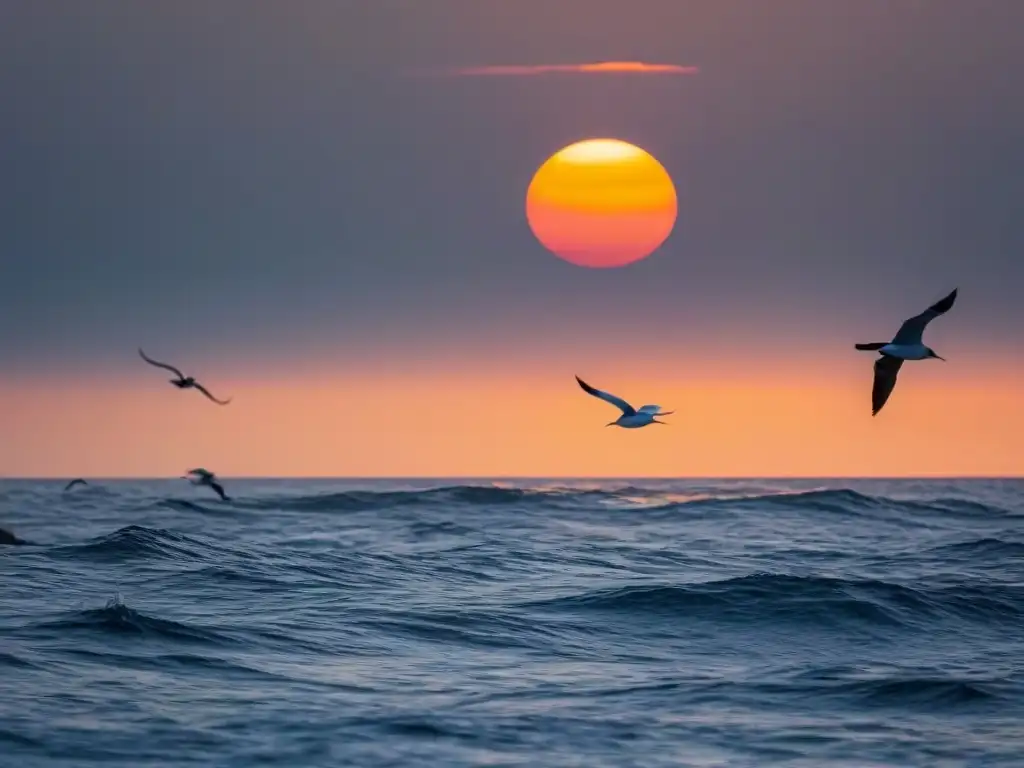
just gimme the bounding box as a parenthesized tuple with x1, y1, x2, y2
(1, 358, 1022, 478)
(526, 139, 678, 268)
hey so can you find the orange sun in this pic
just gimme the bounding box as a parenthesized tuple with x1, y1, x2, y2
(525, 139, 678, 268)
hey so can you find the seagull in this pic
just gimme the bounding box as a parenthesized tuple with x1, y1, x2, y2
(855, 288, 958, 416)
(63, 478, 88, 492)
(182, 468, 231, 501)
(575, 375, 673, 428)
(138, 348, 232, 405)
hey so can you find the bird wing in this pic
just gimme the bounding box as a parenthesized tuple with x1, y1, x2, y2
(575, 376, 636, 415)
(890, 288, 958, 345)
(637, 405, 666, 415)
(138, 348, 185, 378)
(193, 383, 232, 405)
(871, 356, 904, 416)
(186, 468, 213, 479)
(63, 479, 86, 491)
(209, 481, 229, 501)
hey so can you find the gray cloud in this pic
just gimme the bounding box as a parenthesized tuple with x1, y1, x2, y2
(430, 61, 699, 77)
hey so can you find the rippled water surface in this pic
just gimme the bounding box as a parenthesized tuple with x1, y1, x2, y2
(2, 478, 1023, 766)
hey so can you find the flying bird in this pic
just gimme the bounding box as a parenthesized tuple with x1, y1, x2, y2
(575, 375, 673, 428)
(855, 288, 958, 416)
(63, 478, 88, 492)
(138, 348, 232, 405)
(183, 468, 231, 501)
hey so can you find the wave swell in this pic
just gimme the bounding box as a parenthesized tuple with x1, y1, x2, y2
(529, 573, 1024, 629)
(229, 485, 1016, 520)
(33, 596, 232, 645)
(51, 525, 233, 562)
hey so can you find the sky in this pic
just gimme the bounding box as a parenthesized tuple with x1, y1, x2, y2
(1, 1, 1022, 477)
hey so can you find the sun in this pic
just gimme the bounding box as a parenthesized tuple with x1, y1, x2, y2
(525, 139, 677, 268)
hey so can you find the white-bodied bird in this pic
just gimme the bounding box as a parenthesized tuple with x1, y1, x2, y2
(575, 375, 673, 428)
(855, 288, 958, 416)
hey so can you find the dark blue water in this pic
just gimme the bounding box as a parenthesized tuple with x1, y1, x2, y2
(2, 479, 1023, 766)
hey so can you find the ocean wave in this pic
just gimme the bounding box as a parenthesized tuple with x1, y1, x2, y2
(526, 574, 1024, 629)
(406, 520, 478, 538)
(228, 484, 1017, 522)
(614, 487, 1015, 521)
(0, 650, 38, 669)
(783, 664, 1011, 707)
(364, 607, 571, 652)
(158, 498, 238, 516)
(31, 596, 233, 646)
(921, 497, 1015, 517)
(0, 728, 42, 749)
(244, 485, 585, 513)
(3, 477, 1024, 765)
(59, 647, 321, 687)
(0, 527, 29, 545)
(242, 483, 761, 514)
(154, 563, 289, 588)
(621, 486, 1016, 520)
(927, 537, 1024, 558)
(729, 488, 883, 511)
(49, 525, 232, 563)
(843, 677, 1004, 706)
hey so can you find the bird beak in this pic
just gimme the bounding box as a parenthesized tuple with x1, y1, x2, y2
(605, 422, 615, 427)
(653, 419, 669, 425)
(934, 355, 946, 362)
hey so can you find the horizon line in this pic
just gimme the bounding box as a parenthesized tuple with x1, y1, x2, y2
(3, 475, 1020, 481)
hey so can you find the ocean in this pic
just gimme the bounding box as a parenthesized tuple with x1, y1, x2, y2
(1, 478, 1022, 767)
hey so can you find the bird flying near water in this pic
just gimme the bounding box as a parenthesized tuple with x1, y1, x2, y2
(138, 348, 232, 405)
(63, 478, 88, 492)
(575, 375, 673, 428)
(183, 468, 231, 501)
(855, 288, 958, 416)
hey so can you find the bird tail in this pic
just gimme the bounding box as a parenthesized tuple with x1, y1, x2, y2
(855, 342, 888, 351)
